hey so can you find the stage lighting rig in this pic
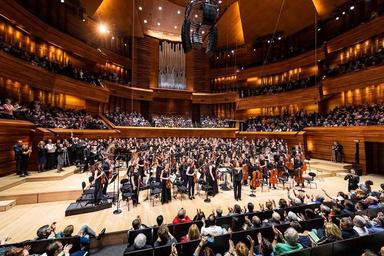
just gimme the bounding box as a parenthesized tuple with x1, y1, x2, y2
(181, 0, 219, 56)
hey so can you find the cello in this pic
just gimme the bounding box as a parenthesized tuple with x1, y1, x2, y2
(269, 163, 278, 189)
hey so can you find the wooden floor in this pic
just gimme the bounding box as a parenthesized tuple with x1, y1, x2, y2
(0, 161, 383, 244)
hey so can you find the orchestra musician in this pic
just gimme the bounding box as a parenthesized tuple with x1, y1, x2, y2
(293, 155, 304, 188)
(93, 161, 104, 205)
(20, 143, 32, 177)
(101, 158, 111, 196)
(160, 163, 172, 204)
(206, 160, 218, 196)
(268, 160, 278, 190)
(130, 165, 141, 206)
(232, 162, 242, 201)
(186, 159, 196, 200)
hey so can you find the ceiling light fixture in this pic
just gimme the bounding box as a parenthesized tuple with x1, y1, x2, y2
(350, 5, 355, 10)
(158, 6, 162, 11)
(177, 10, 181, 14)
(138, 6, 142, 11)
(98, 23, 108, 34)
(157, 22, 161, 26)
(335, 16, 340, 20)
(174, 25, 178, 29)
(144, 19, 148, 23)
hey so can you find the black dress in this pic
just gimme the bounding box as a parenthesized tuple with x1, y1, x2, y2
(206, 165, 218, 196)
(161, 171, 171, 204)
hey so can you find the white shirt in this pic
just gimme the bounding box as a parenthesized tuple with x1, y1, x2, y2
(201, 225, 227, 237)
(353, 226, 369, 236)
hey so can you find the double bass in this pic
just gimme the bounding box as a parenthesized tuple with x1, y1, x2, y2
(250, 170, 262, 190)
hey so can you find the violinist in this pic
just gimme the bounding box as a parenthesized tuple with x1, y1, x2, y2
(93, 161, 104, 205)
(160, 163, 172, 204)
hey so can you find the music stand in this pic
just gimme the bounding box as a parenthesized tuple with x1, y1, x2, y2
(219, 168, 232, 191)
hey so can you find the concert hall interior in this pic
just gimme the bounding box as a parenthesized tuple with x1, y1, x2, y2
(1, 0, 384, 255)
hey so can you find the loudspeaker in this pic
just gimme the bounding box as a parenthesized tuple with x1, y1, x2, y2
(206, 25, 217, 56)
(192, 31, 203, 49)
(202, 3, 218, 25)
(181, 19, 192, 53)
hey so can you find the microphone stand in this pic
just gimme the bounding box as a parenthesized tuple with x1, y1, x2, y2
(113, 154, 122, 215)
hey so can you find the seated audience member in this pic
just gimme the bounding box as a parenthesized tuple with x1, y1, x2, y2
(224, 236, 254, 256)
(35, 223, 57, 240)
(0, 99, 16, 119)
(4, 246, 31, 256)
(55, 224, 106, 243)
(353, 215, 370, 236)
(247, 202, 255, 213)
(290, 221, 312, 248)
(154, 215, 164, 227)
(366, 213, 384, 234)
(231, 217, 244, 232)
(201, 214, 227, 237)
(263, 212, 282, 226)
(124, 233, 152, 253)
(154, 224, 177, 247)
(191, 237, 216, 256)
(339, 217, 359, 239)
(180, 224, 201, 243)
(172, 208, 192, 224)
(272, 226, 303, 255)
(244, 215, 262, 230)
(41, 241, 75, 256)
(317, 222, 343, 245)
(255, 233, 274, 256)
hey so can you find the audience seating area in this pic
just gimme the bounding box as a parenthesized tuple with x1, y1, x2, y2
(245, 103, 384, 131)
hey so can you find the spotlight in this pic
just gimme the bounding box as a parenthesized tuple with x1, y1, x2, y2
(231, 49, 234, 54)
(342, 11, 346, 15)
(174, 25, 178, 29)
(138, 6, 142, 11)
(61, 0, 64, 3)
(98, 23, 108, 34)
(201, 30, 205, 34)
(350, 5, 355, 10)
(219, 0, 222, 3)
(144, 19, 148, 23)
(158, 6, 162, 11)
(253, 48, 256, 52)
(157, 22, 161, 26)
(82, 18, 86, 22)
(177, 10, 181, 14)
(112, 36, 115, 40)
(124, 43, 127, 46)
(335, 16, 340, 21)
(277, 36, 282, 40)
(267, 40, 271, 43)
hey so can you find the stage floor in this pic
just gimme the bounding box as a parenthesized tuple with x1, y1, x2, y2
(0, 162, 383, 243)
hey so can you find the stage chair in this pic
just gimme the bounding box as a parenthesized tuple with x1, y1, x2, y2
(304, 172, 317, 189)
(120, 181, 133, 211)
(150, 180, 162, 207)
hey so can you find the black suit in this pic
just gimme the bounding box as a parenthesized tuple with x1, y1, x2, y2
(13, 144, 23, 175)
(232, 168, 242, 200)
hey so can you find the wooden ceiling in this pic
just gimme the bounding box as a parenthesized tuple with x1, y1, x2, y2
(81, 0, 348, 44)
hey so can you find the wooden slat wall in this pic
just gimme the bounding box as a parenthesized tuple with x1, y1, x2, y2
(117, 127, 237, 138)
(186, 49, 211, 92)
(0, 52, 109, 103)
(237, 132, 306, 152)
(236, 86, 321, 110)
(192, 92, 238, 104)
(304, 126, 384, 174)
(132, 36, 159, 89)
(0, 0, 131, 67)
(210, 48, 324, 79)
(322, 65, 384, 95)
(0, 120, 35, 177)
(327, 16, 384, 53)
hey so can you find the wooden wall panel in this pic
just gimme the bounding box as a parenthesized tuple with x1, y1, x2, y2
(210, 48, 324, 79)
(322, 65, 384, 95)
(118, 127, 237, 138)
(104, 81, 153, 101)
(327, 16, 384, 53)
(304, 126, 384, 174)
(0, 52, 109, 103)
(0, 120, 35, 177)
(132, 36, 159, 89)
(236, 86, 321, 110)
(186, 49, 210, 92)
(192, 92, 238, 104)
(149, 98, 192, 116)
(0, 0, 131, 67)
(237, 132, 306, 152)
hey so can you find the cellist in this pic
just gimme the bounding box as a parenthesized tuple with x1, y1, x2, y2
(268, 159, 278, 190)
(293, 154, 304, 188)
